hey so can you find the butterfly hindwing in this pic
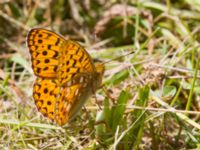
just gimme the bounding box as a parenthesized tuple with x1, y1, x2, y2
(55, 73, 92, 125)
(33, 78, 59, 121)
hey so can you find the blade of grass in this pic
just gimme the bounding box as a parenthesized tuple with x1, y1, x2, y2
(0, 119, 62, 130)
(186, 49, 200, 111)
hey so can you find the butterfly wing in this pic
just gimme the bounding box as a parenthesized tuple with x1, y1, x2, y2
(55, 40, 97, 125)
(33, 78, 59, 121)
(58, 40, 95, 85)
(27, 28, 66, 78)
(55, 74, 92, 126)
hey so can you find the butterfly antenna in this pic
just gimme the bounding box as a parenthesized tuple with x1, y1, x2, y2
(102, 50, 135, 64)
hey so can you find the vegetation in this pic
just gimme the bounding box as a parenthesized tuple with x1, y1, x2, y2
(0, 0, 200, 149)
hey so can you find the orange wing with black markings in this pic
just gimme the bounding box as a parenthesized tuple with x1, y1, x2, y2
(58, 40, 95, 85)
(27, 28, 65, 78)
(33, 78, 59, 121)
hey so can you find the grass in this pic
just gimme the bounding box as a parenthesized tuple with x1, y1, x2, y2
(0, 0, 200, 149)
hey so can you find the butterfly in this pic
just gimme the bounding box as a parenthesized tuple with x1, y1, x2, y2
(26, 28, 105, 126)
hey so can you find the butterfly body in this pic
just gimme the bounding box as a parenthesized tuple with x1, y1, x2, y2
(27, 28, 104, 126)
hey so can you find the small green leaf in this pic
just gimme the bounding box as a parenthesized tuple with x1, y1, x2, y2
(95, 111, 106, 138)
(8, 2, 21, 18)
(111, 90, 129, 131)
(95, 98, 111, 139)
(162, 85, 177, 97)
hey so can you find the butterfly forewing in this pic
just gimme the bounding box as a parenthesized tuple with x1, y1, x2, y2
(58, 40, 95, 85)
(27, 28, 65, 78)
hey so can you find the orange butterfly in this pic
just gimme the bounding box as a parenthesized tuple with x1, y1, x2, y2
(27, 28, 104, 126)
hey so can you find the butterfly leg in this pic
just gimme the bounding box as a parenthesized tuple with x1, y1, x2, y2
(92, 87, 102, 110)
(102, 86, 116, 104)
